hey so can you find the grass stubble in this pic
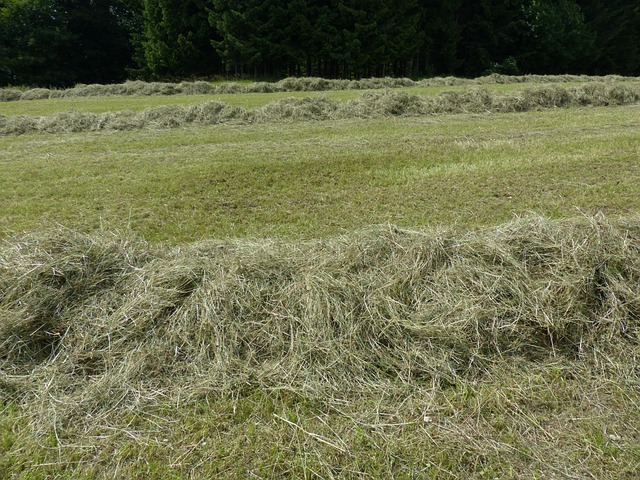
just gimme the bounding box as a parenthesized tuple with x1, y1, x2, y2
(1, 77, 640, 478)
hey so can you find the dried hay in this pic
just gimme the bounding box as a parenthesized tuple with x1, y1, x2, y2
(0, 89, 22, 102)
(4, 74, 640, 102)
(258, 96, 340, 122)
(2, 83, 639, 136)
(1, 215, 639, 436)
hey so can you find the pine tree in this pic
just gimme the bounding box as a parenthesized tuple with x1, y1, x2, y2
(0, 0, 75, 86)
(576, 0, 640, 75)
(138, 0, 220, 79)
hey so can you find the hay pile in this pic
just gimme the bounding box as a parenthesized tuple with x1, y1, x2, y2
(2, 83, 640, 136)
(2, 74, 639, 102)
(1, 215, 639, 434)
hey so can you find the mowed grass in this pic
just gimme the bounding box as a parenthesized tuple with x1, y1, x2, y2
(1, 103, 639, 243)
(0, 82, 603, 117)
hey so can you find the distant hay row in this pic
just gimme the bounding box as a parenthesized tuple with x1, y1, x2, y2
(1, 82, 639, 136)
(1, 215, 639, 431)
(2, 73, 639, 102)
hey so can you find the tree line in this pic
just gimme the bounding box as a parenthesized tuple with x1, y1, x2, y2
(1, 0, 639, 87)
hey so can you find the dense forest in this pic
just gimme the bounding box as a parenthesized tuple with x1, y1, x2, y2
(1, 0, 639, 87)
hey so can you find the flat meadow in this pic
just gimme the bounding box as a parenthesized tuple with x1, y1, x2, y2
(2, 83, 640, 242)
(1, 77, 640, 478)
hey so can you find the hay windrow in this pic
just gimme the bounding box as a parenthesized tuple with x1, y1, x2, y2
(1, 215, 639, 435)
(2, 74, 640, 102)
(2, 82, 640, 136)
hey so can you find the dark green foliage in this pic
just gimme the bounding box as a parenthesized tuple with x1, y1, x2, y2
(454, 0, 594, 76)
(0, 0, 140, 87)
(516, 0, 594, 74)
(576, 0, 640, 75)
(208, 0, 284, 77)
(0, 0, 75, 86)
(417, 0, 462, 75)
(2, 0, 640, 85)
(136, 0, 221, 79)
(206, 0, 638, 79)
(60, 0, 141, 84)
(209, 0, 423, 78)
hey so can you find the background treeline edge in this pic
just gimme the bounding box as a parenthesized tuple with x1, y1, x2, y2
(1, 0, 639, 87)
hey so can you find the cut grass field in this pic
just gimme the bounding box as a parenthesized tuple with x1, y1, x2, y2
(1, 77, 640, 478)
(1, 82, 617, 117)
(1, 103, 639, 242)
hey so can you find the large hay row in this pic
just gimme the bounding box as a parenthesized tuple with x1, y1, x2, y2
(2, 73, 639, 102)
(1, 214, 639, 435)
(2, 82, 640, 136)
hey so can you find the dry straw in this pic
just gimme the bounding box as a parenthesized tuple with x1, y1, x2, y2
(2, 74, 639, 102)
(2, 83, 640, 136)
(1, 214, 639, 434)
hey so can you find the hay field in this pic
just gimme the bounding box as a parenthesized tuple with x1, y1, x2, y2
(1, 90, 640, 242)
(1, 77, 640, 478)
(0, 84, 565, 117)
(5, 78, 639, 117)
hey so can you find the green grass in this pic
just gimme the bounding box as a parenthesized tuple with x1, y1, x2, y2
(3, 372, 639, 479)
(1, 104, 639, 243)
(0, 82, 610, 117)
